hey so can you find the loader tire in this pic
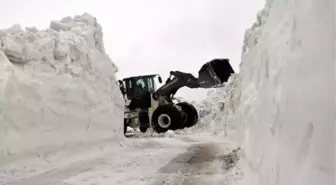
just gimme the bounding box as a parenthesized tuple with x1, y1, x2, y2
(151, 104, 182, 133)
(177, 102, 198, 128)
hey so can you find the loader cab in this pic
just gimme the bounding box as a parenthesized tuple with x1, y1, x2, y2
(121, 74, 162, 109)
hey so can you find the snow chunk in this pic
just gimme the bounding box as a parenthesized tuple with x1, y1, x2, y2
(0, 13, 125, 171)
(165, 130, 176, 137)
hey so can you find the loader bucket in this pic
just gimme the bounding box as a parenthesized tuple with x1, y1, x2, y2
(197, 58, 235, 88)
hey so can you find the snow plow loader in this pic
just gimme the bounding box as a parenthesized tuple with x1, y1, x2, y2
(119, 58, 234, 134)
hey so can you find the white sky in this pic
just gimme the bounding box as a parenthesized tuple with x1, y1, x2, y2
(1, 0, 265, 102)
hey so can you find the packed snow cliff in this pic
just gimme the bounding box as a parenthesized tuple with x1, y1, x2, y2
(0, 13, 125, 164)
(201, 0, 335, 185)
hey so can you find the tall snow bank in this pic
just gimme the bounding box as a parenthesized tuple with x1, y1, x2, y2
(0, 13, 124, 163)
(212, 0, 335, 184)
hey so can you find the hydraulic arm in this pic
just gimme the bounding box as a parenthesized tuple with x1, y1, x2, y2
(153, 58, 235, 101)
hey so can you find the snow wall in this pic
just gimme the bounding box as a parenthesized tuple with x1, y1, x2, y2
(202, 0, 335, 185)
(0, 13, 125, 164)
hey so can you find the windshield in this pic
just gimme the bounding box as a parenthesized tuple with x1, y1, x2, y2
(133, 77, 156, 97)
(123, 76, 158, 99)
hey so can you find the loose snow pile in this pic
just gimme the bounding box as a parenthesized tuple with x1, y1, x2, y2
(200, 0, 335, 185)
(162, 74, 241, 145)
(0, 13, 125, 166)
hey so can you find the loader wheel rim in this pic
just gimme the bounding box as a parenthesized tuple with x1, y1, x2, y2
(158, 114, 171, 128)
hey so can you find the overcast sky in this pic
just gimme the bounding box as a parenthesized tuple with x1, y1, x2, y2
(1, 0, 265, 102)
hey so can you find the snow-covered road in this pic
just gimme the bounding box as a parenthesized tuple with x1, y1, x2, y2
(4, 133, 242, 185)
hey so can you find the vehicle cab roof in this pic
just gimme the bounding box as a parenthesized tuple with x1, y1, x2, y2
(122, 74, 159, 81)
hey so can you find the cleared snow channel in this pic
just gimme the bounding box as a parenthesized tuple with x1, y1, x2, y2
(0, 13, 243, 185)
(0, 0, 334, 184)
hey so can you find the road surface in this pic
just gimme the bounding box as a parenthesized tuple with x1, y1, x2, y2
(2, 132, 243, 185)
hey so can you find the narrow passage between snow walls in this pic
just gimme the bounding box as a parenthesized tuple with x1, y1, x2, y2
(0, 0, 334, 184)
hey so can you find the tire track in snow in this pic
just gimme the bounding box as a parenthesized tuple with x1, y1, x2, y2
(152, 143, 242, 185)
(2, 135, 242, 185)
(3, 137, 197, 185)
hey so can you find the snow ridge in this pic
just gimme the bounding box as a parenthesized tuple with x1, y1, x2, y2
(0, 13, 125, 167)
